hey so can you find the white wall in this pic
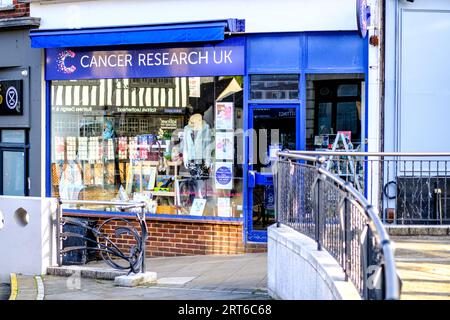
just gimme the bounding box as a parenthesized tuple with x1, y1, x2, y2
(0, 197, 57, 283)
(385, 0, 450, 153)
(31, 0, 357, 32)
(268, 224, 361, 300)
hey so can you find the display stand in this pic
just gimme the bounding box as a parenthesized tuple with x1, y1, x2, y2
(147, 160, 182, 215)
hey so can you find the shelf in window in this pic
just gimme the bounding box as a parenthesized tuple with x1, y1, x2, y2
(150, 191, 177, 197)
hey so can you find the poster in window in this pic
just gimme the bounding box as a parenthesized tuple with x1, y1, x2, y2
(188, 77, 201, 98)
(215, 131, 234, 160)
(215, 162, 233, 190)
(215, 102, 233, 130)
(190, 198, 207, 216)
(217, 197, 232, 217)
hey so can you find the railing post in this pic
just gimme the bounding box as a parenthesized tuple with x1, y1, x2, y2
(343, 195, 351, 282)
(274, 159, 280, 228)
(140, 204, 147, 273)
(56, 198, 62, 267)
(315, 175, 322, 251)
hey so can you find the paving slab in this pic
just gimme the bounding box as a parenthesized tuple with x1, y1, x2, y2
(392, 236, 450, 300)
(43, 253, 269, 300)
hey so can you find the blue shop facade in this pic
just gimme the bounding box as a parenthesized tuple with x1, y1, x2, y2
(31, 20, 368, 243)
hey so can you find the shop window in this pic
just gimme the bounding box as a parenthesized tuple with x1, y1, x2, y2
(307, 79, 363, 151)
(250, 74, 299, 100)
(0, 129, 28, 196)
(50, 76, 244, 219)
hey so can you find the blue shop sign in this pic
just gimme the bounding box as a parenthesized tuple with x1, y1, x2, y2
(46, 37, 245, 80)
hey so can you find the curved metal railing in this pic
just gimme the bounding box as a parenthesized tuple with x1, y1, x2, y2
(274, 151, 401, 300)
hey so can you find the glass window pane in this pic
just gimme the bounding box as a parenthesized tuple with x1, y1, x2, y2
(51, 76, 244, 218)
(336, 102, 359, 134)
(3, 151, 25, 196)
(1, 130, 25, 143)
(317, 102, 332, 134)
(250, 74, 299, 100)
(337, 84, 358, 97)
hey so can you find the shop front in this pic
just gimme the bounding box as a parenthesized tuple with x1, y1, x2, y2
(31, 20, 368, 255)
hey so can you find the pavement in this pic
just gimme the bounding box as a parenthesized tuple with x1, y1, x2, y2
(4, 236, 449, 300)
(392, 236, 450, 300)
(42, 253, 270, 300)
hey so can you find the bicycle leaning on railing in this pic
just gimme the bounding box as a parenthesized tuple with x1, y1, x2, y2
(274, 151, 401, 300)
(55, 199, 148, 274)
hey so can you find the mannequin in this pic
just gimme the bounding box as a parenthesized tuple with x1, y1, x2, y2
(182, 113, 212, 199)
(182, 113, 212, 169)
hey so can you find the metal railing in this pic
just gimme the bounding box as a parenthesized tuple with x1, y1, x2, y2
(56, 199, 148, 274)
(288, 151, 450, 225)
(274, 151, 401, 300)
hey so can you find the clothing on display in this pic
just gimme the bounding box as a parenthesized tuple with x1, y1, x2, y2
(182, 114, 212, 169)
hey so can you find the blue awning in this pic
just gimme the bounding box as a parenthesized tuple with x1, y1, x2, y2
(30, 19, 245, 48)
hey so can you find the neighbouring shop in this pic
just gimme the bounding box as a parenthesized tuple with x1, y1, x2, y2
(0, 15, 41, 197)
(30, 19, 368, 256)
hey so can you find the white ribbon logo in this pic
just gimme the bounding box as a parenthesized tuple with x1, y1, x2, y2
(6, 87, 18, 110)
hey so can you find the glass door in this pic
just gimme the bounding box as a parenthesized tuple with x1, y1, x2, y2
(247, 105, 297, 242)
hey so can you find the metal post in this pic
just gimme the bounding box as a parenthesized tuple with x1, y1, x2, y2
(140, 205, 147, 273)
(315, 176, 322, 251)
(56, 198, 62, 267)
(343, 196, 351, 281)
(361, 225, 370, 300)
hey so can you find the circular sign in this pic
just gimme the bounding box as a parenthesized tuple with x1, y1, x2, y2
(356, 0, 369, 38)
(216, 166, 232, 185)
(6, 86, 18, 110)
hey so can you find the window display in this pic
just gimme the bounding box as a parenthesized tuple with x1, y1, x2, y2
(51, 76, 244, 218)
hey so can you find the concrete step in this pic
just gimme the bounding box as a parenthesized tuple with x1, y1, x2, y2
(9, 273, 44, 300)
(47, 265, 127, 280)
(386, 225, 450, 236)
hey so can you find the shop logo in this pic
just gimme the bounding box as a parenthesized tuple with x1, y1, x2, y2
(5, 86, 18, 110)
(57, 50, 77, 74)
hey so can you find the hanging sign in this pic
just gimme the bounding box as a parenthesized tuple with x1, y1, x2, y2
(356, 0, 370, 38)
(0, 80, 23, 115)
(46, 37, 245, 80)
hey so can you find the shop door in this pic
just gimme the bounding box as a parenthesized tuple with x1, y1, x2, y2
(246, 105, 298, 242)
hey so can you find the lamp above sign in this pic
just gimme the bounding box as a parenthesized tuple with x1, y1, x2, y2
(356, 0, 371, 38)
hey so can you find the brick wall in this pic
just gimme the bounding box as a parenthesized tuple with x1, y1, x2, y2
(0, 0, 30, 19)
(71, 215, 267, 257)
